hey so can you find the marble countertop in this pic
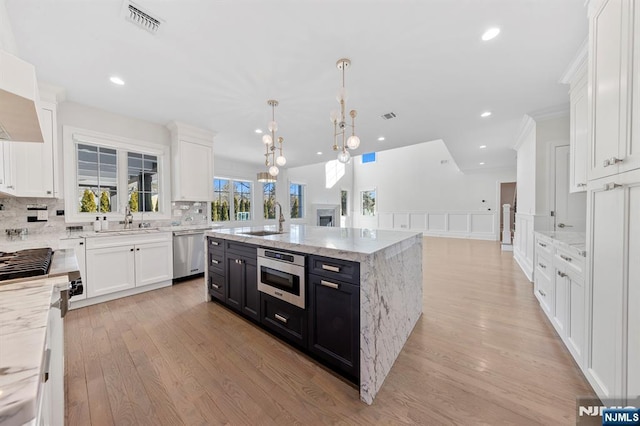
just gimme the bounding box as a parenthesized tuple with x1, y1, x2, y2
(536, 231, 587, 257)
(206, 225, 423, 261)
(0, 275, 69, 426)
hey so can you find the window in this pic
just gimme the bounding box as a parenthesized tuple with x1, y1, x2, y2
(263, 183, 276, 219)
(234, 180, 252, 221)
(64, 127, 170, 223)
(341, 190, 348, 216)
(290, 183, 304, 219)
(77, 144, 118, 213)
(361, 189, 376, 216)
(362, 152, 376, 164)
(127, 152, 158, 212)
(212, 178, 230, 221)
(211, 178, 252, 222)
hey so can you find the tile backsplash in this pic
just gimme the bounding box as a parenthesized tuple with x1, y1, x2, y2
(171, 201, 208, 225)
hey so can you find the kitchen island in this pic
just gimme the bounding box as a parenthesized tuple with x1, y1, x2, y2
(204, 225, 423, 404)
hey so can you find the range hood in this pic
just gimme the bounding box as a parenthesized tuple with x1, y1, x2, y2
(0, 49, 44, 143)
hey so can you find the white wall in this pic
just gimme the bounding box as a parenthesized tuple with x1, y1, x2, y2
(287, 160, 354, 226)
(0, 0, 17, 54)
(516, 118, 537, 215)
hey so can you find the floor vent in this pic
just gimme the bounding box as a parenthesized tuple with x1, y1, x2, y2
(124, 2, 162, 34)
(381, 112, 397, 120)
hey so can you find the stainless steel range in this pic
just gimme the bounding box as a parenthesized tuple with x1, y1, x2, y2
(0, 248, 53, 281)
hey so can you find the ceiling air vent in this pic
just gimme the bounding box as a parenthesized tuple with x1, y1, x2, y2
(381, 112, 397, 120)
(124, 2, 162, 34)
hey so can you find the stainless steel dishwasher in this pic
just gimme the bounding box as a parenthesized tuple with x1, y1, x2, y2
(172, 229, 208, 280)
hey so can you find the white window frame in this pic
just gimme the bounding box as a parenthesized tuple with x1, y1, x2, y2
(63, 126, 171, 223)
(211, 176, 254, 223)
(360, 188, 377, 216)
(262, 182, 277, 221)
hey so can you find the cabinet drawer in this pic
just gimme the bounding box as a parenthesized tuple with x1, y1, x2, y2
(208, 252, 224, 275)
(261, 293, 306, 347)
(208, 272, 225, 301)
(226, 240, 257, 257)
(309, 255, 360, 284)
(555, 247, 585, 278)
(535, 270, 553, 316)
(208, 237, 225, 254)
(535, 235, 553, 257)
(535, 254, 552, 282)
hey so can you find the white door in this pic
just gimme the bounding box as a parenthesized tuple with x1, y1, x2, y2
(135, 241, 173, 287)
(552, 270, 568, 335)
(566, 273, 585, 364)
(86, 245, 136, 297)
(554, 145, 587, 231)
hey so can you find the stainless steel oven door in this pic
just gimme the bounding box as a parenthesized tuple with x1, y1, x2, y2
(257, 253, 305, 309)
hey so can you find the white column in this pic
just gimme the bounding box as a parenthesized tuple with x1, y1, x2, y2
(502, 204, 512, 244)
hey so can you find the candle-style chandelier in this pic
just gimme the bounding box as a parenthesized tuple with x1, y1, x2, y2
(330, 58, 360, 163)
(257, 99, 286, 183)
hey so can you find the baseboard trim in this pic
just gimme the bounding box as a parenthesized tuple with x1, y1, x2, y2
(513, 247, 533, 282)
(70, 280, 172, 309)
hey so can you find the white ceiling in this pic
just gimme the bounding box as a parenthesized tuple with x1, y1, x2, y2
(5, 0, 587, 172)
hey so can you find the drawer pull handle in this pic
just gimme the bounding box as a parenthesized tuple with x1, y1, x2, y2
(320, 280, 340, 289)
(321, 264, 340, 273)
(559, 254, 572, 262)
(274, 313, 288, 324)
(538, 263, 546, 269)
(603, 157, 623, 167)
(577, 183, 586, 187)
(604, 182, 622, 191)
(210, 241, 219, 246)
(211, 283, 220, 289)
(539, 289, 546, 297)
(211, 259, 219, 265)
(557, 271, 567, 278)
(538, 242, 547, 248)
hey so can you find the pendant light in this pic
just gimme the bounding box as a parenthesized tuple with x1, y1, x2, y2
(257, 100, 286, 183)
(330, 58, 360, 163)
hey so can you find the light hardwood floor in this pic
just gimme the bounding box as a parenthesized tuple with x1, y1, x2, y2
(65, 237, 595, 425)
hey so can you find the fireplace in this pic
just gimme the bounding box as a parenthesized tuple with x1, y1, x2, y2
(314, 204, 339, 227)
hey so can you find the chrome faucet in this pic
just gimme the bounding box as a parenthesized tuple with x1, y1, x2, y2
(124, 206, 133, 229)
(275, 202, 285, 233)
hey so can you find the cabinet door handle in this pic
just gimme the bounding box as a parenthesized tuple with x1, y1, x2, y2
(538, 289, 546, 297)
(560, 254, 572, 262)
(211, 259, 219, 264)
(604, 182, 623, 191)
(274, 313, 288, 324)
(320, 280, 340, 289)
(538, 242, 547, 248)
(235, 259, 242, 264)
(603, 157, 623, 167)
(211, 283, 220, 289)
(130, 248, 134, 252)
(210, 241, 219, 246)
(557, 223, 572, 228)
(557, 271, 567, 278)
(136, 248, 140, 251)
(79, 242, 84, 245)
(321, 264, 340, 273)
(538, 263, 546, 269)
(577, 183, 586, 187)
(46, 190, 52, 194)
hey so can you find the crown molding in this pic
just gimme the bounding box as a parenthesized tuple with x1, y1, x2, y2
(560, 38, 588, 84)
(513, 115, 536, 151)
(166, 120, 216, 142)
(529, 103, 570, 121)
(38, 81, 66, 103)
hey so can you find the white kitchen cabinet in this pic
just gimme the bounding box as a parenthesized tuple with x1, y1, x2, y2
(569, 62, 588, 192)
(0, 102, 59, 197)
(533, 235, 554, 316)
(135, 240, 173, 286)
(588, 0, 637, 180)
(167, 122, 214, 202)
(86, 245, 136, 297)
(585, 169, 640, 402)
(84, 232, 173, 302)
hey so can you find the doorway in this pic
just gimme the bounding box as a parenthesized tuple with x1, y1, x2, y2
(499, 182, 516, 242)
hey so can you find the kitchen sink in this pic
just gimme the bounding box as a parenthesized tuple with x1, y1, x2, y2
(240, 230, 284, 237)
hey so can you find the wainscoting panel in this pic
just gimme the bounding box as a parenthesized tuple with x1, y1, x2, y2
(367, 211, 499, 241)
(513, 213, 535, 281)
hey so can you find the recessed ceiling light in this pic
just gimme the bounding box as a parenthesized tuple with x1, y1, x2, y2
(481, 28, 500, 41)
(377, 136, 385, 141)
(316, 151, 323, 155)
(109, 76, 125, 86)
(479, 145, 487, 149)
(481, 111, 492, 118)
(255, 129, 263, 134)
(479, 162, 485, 165)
